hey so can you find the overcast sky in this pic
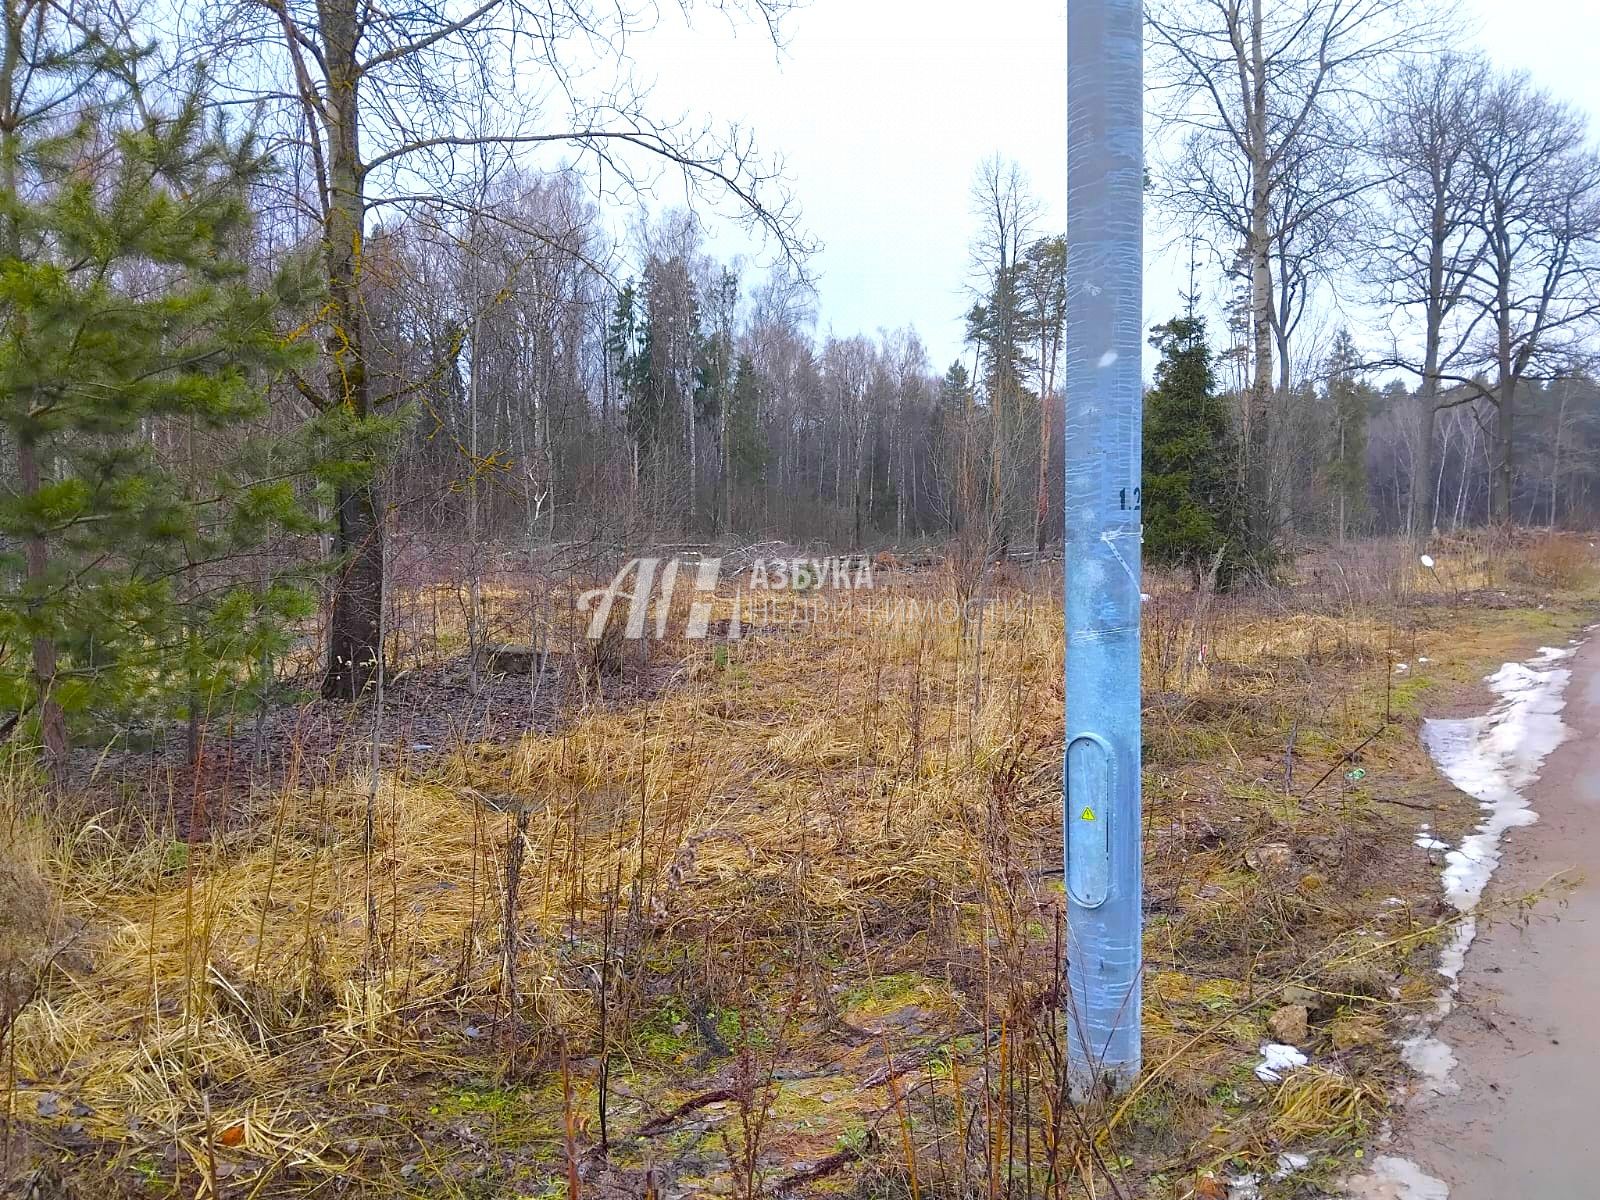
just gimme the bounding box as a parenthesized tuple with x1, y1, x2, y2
(626, 0, 1600, 375)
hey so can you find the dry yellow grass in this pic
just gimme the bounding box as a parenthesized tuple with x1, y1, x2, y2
(3, 532, 1596, 1197)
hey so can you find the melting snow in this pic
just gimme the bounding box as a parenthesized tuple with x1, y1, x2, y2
(1345, 642, 1582, 1198)
(1275, 1152, 1311, 1178)
(1228, 1157, 1316, 1200)
(1346, 1155, 1451, 1200)
(1254, 1042, 1308, 1082)
(1429, 649, 1574, 899)
(1399, 1034, 1459, 1096)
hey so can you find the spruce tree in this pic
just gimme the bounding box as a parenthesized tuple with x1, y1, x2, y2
(1325, 329, 1372, 543)
(0, 26, 314, 774)
(608, 281, 651, 451)
(936, 360, 978, 531)
(727, 353, 766, 488)
(1142, 315, 1249, 584)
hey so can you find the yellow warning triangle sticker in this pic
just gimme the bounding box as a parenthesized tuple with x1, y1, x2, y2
(1080, 807, 1096, 822)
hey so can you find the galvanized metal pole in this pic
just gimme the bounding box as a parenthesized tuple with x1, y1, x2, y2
(1064, 0, 1144, 1097)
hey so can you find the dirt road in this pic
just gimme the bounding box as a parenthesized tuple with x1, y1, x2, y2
(1368, 634, 1600, 1198)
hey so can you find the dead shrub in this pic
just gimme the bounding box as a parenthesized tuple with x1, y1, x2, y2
(0, 854, 60, 1026)
(1512, 533, 1594, 589)
(579, 611, 627, 682)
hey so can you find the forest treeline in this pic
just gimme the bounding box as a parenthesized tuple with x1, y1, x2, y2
(1, 0, 1599, 772)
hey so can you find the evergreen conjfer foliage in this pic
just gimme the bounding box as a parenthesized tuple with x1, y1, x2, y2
(1325, 328, 1373, 542)
(0, 60, 317, 763)
(607, 281, 653, 452)
(611, 266, 703, 461)
(1141, 315, 1250, 585)
(727, 353, 766, 485)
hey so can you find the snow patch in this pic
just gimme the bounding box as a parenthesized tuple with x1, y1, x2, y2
(1274, 1151, 1311, 1179)
(1254, 1042, 1307, 1082)
(1424, 644, 1573, 924)
(1346, 1155, 1450, 1200)
(1399, 1034, 1459, 1095)
(1408, 644, 1574, 1027)
(1344, 642, 1581, 1198)
(1223, 1148, 1315, 1196)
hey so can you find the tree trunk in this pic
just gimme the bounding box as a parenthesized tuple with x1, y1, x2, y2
(16, 439, 68, 776)
(1034, 400, 1049, 553)
(1411, 385, 1436, 540)
(1035, 327, 1056, 553)
(1336, 423, 1347, 544)
(320, 0, 384, 700)
(866, 431, 876, 536)
(990, 374, 1007, 555)
(1412, 288, 1441, 541)
(3, 14, 67, 777)
(468, 316, 481, 696)
(1492, 389, 1514, 523)
(722, 374, 731, 534)
(327, 482, 385, 698)
(1549, 383, 1568, 528)
(685, 342, 697, 527)
(852, 422, 867, 549)
(1433, 411, 1453, 532)
(1245, 0, 1277, 551)
(1491, 271, 1515, 523)
(853, 470, 863, 549)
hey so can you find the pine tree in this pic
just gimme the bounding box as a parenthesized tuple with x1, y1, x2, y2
(1142, 316, 1250, 584)
(0, 31, 314, 775)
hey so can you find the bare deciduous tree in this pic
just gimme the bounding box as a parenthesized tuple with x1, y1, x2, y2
(1458, 74, 1600, 521)
(192, 0, 808, 698)
(1372, 52, 1492, 538)
(1147, 0, 1446, 552)
(966, 157, 1040, 559)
